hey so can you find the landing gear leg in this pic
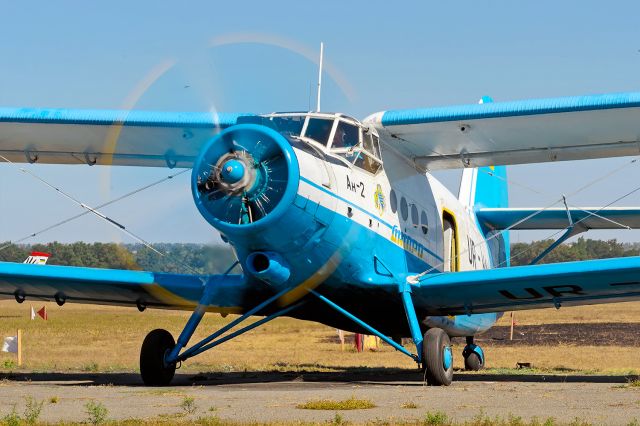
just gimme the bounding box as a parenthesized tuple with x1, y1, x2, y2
(422, 328, 453, 386)
(463, 336, 485, 371)
(139, 281, 301, 387)
(140, 329, 177, 386)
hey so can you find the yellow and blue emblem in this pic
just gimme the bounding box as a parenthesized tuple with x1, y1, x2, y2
(374, 184, 385, 216)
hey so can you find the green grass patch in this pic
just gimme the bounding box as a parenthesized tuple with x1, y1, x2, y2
(424, 411, 449, 425)
(473, 367, 608, 376)
(612, 378, 640, 389)
(296, 396, 375, 410)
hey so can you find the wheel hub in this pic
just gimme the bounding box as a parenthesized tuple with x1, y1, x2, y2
(443, 345, 453, 370)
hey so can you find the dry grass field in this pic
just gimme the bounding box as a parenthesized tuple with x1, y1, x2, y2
(0, 299, 638, 375)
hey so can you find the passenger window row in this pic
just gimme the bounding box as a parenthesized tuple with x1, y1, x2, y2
(389, 189, 429, 235)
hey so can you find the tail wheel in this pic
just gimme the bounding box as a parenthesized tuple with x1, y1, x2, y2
(140, 329, 177, 386)
(422, 328, 454, 386)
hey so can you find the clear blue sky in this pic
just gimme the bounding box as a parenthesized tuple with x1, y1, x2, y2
(1, 1, 640, 245)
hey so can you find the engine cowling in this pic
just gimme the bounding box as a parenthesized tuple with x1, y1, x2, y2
(191, 124, 299, 238)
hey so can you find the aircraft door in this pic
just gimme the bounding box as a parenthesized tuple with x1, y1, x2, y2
(442, 210, 458, 272)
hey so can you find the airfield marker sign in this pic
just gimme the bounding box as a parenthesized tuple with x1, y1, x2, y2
(2, 329, 23, 366)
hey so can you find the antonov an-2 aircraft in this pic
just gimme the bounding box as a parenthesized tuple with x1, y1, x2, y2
(2, 91, 640, 386)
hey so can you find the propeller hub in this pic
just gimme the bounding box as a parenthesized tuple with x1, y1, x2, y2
(220, 159, 246, 184)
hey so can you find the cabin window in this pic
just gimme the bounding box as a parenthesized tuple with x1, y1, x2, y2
(421, 211, 429, 235)
(390, 190, 398, 213)
(304, 118, 334, 145)
(411, 205, 419, 227)
(400, 197, 408, 221)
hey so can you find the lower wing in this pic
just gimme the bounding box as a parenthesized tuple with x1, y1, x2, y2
(476, 207, 640, 230)
(411, 256, 640, 315)
(0, 261, 248, 314)
(5, 256, 640, 319)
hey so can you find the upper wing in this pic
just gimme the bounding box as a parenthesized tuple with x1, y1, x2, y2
(366, 92, 640, 171)
(0, 261, 248, 314)
(411, 256, 640, 315)
(476, 207, 640, 230)
(0, 107, 253, 168)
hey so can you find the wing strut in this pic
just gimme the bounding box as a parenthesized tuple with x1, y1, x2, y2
(310, 289, 420, 362)
(528, 196, 587, 265)
(164, 281, 296, 365)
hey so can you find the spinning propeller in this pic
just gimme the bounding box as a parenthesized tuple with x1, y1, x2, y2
(191, 123, 299, 233)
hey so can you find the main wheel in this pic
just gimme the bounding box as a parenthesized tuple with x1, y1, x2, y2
(422, 328, 454, 386)
(464, 351, 484, 371)
(140, 329, 177, 386)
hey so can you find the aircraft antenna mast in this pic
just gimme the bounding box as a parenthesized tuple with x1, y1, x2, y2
(316, 42, 324, 112)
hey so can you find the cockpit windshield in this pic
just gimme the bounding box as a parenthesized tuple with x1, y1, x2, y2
(331, 121, 359, 149)
(304, 118, 334, 144)
(270, 116, 305, 137)
(265, 113, 383, 174)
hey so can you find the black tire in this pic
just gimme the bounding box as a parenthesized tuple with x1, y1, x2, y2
(422, 328, 453, 386)
(464, 351, 484, 371)
(140, 329, 176, 386)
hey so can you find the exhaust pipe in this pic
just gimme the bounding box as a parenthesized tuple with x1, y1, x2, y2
(246, 251, 291, 286)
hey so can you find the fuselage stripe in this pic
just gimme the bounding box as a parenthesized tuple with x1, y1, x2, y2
(299, 175, 443, 262)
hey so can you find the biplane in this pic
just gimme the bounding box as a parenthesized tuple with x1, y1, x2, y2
(1, 90, 640, 386)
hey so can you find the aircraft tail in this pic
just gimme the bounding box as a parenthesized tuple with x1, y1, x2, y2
(458, 166, 510, 267)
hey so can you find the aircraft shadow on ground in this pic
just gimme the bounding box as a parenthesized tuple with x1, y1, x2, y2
(0, 366, 635, 387)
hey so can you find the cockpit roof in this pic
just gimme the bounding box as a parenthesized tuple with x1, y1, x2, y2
(264, 111, 361, 124)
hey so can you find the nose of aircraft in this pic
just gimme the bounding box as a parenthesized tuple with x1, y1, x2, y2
(191, 123, 300, 235)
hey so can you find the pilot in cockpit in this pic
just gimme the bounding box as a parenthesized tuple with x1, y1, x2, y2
(332, 123, 359, 150)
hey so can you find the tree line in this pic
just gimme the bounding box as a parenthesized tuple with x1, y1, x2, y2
(0, 242, 236, 274)
(0, 237, 637, 272)
(510, 237, 639, 266)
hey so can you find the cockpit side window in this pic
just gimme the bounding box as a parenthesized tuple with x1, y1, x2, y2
(362, 132, 382, 160)
(372, 135, 382, 159)
(331, 121, 359, 149)
(352, 151, 382, 174)
(304, 118, 334, 145)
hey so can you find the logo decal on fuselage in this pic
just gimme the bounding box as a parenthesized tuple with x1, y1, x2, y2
(374, 184, 385, 216)
(391, 226, 427, 260)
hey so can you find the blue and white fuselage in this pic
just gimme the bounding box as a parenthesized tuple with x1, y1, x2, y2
(191, 111, 502, 339)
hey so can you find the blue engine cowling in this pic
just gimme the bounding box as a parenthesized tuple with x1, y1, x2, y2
(193, 123, 327, 286)
(191, 123, 300, 239)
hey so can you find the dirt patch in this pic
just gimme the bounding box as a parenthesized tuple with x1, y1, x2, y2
(475, 322, 640, 346)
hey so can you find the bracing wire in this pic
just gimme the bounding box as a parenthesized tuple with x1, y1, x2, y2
(0, 168, 189, 251)
(0, 155, 205, 277)
(498, 181, 640, 269)
(411, 154, 640, 282)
